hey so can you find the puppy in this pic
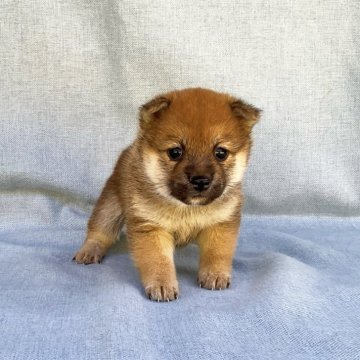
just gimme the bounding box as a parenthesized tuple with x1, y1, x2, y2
(74, 88, 260, 301)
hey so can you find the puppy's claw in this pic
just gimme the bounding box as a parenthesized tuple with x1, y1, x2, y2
(198, 272, 231, 291)
(145, 282, 179, 302)
(73, 243, 105, 265)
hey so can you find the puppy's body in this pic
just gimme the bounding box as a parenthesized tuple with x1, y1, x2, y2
(74, 88, 260, 301)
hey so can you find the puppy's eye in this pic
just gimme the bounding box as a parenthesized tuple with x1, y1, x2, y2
(214, 147, 228, 161)
(167, 147, 183, 161)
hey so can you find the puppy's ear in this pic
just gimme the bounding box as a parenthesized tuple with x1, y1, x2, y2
(230, 98, 261, 128)
(140, 96, 171, 125)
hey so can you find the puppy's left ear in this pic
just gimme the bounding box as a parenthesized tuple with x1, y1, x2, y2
(139, 96, 171, 126)
(230, 98, 261, 128)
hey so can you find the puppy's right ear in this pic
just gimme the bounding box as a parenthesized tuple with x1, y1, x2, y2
(139, 96, 171, 126)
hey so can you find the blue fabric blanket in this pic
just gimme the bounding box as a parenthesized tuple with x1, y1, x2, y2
(1, 215, 359, 359)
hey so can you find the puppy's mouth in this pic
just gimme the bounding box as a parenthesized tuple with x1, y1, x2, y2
(169, 183, 224, 206)
(187, 194, 209, 205)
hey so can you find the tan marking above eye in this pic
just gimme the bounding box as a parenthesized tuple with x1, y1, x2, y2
(157, 142, 182, 152)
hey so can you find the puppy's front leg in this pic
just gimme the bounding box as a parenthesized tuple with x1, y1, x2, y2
(128, 222, 178, 301)
(197, 220, 240, 290)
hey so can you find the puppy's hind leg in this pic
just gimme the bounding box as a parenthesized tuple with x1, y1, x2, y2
(74, 176, 123, 264)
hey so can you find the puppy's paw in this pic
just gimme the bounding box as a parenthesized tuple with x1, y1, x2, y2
(197, 271, 231, 290)
(73, 242, 105, 265)
(145, 280, 179, 302)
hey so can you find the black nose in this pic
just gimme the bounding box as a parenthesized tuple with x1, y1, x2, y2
(189, 176, 211, 192)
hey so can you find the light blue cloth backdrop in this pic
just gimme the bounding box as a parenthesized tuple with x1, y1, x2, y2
(0, 1, 359, 359)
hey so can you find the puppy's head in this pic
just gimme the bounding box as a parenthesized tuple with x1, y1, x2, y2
(139, 88, 260, 206)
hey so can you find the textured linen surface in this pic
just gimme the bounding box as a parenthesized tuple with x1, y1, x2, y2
(1, 1, 360, 360)
(1, 0, 359, 216)
(1, 215, 360, 360)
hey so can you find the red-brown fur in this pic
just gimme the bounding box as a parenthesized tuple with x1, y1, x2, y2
(74, 88, 260, 301)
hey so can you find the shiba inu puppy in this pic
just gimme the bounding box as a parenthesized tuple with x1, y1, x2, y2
(74, 88, 260, 301)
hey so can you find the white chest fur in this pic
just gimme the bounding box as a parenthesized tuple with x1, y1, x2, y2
(130, 193, 240, 243)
